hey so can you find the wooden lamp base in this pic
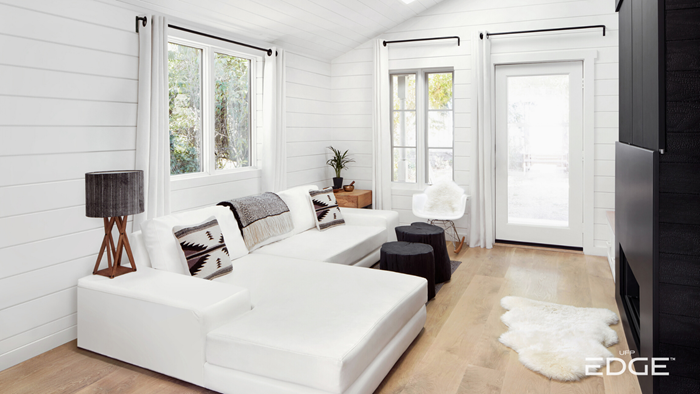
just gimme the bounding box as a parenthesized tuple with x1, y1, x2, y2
(93, 215, 137, 278)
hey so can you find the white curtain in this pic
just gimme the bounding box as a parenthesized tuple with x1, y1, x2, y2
(469, 32, 495, 249)
(134, 15, 169, 229)
(261, 48, 287, 192)
(372, 40, 391, 209)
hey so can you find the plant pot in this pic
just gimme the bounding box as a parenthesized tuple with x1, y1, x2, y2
(332, 177, 343, 190)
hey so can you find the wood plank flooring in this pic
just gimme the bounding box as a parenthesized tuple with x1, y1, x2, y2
(0, 245, 642, 394)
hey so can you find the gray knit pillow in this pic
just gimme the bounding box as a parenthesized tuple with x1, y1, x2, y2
(173, 218, 232, 280)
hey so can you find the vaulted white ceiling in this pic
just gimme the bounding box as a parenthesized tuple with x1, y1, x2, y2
(116, 0, 447, 60)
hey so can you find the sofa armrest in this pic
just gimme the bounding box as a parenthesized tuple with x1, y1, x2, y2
(78, 268, 250, 386)
(341, 208, 400, 242)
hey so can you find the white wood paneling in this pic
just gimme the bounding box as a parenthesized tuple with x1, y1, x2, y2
(284, 52, 334, 188)
(0, 0, 140, 372)
(111, 0, 447, 61)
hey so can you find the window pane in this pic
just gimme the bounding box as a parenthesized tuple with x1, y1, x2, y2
(428, 111, 453, 147)
(168, 43, 202, 175)
(392, 74, 416, 110)
(393, 111, 416, 147)
(214, 53, 251, 170)
(393, 148, 416, 183)
(507, 74, 569, 226)
(428, 149, 453, 183)
(428, 73, 453, 110)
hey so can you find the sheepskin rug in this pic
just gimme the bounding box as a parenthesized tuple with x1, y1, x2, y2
(499, 296, 619, 381)
(424, 179, 464, 214)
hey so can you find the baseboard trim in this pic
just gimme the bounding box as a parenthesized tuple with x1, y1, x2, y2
(495, 239, 583, 252)
(0, 326, 76, 372)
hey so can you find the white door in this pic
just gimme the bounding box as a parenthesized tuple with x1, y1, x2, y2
(495, 62, 583, 247)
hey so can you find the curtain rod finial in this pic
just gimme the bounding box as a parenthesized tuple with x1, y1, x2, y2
(479, 33, 483, 40)
(135, 16, 147, 33)
(382, 40, 387, 47)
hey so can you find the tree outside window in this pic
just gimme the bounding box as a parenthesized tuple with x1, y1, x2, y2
(168, 40, 253, 176)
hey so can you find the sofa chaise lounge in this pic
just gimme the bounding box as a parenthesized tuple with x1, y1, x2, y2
(77, 185, 428, 394)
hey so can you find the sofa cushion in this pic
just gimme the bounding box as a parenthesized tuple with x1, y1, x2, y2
(173, 218, 232, 280)
(252, 225, 386, 265)
(208, 255, 427, 394)
(141, 206, 248, 275)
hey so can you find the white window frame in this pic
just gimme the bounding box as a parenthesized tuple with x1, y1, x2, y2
(168, 29, 259, 181)
(390, 68, 454, 188)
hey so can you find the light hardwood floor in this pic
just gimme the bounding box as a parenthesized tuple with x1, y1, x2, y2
(0, 245, 642, 394)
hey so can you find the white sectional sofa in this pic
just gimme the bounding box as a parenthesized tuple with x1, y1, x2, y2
(77, 185, 427, 394)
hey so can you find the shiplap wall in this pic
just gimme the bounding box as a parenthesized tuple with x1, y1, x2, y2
(331, 46, 375, 192)
(331, 0, 619, 251)
(0, 0, 140, 371)
(286, 52, 335, 189)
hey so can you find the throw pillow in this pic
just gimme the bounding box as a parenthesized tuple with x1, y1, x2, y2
(141, 206, 248, 275)
(309, 188, 345, 231)
(173, 218, 232, 280)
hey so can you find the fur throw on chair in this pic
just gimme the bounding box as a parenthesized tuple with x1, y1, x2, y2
(424, 180, 464, 214)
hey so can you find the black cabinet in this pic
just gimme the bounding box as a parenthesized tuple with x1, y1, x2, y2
(617, 0, 664, 151)
(616, 1, 700, 394)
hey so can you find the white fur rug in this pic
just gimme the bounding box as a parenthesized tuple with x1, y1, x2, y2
(499, 296, 619, 381)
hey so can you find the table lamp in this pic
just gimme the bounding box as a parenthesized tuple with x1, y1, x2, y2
(86, 170, 144, 278)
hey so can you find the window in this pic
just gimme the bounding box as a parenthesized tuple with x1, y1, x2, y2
(391, 70, 453, 185)
(168, 37, 255, 176)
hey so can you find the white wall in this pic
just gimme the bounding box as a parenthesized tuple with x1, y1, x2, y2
(285, 52, 335, 189)
(0, 0, 139, 371)
(331, 0, 619, 251)
(331, 46, 375, 192)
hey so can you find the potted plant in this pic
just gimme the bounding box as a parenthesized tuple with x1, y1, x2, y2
(326, 146, 354, 190)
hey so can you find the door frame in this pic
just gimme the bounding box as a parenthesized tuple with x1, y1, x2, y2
(489, 49, 600, 255)
(494, 61, 584, 247)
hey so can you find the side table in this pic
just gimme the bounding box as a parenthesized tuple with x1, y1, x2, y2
(380, 241, 435, 300)
(395, 222, 452, 283)
(334, 189, 372, 208)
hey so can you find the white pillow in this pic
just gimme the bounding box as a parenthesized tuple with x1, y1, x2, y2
(248, 185, 320, 251)
(424, 180, 464, 214)
(141, 206, 248, 274)
(276, 184, 319, 235)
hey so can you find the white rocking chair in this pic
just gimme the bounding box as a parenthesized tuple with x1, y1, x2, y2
(412, 189, 468, 254)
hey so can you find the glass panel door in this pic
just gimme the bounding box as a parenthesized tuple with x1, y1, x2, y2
(495, 62, 583, 247)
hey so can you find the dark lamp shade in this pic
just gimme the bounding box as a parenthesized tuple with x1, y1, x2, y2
(86, 170, 144, 218)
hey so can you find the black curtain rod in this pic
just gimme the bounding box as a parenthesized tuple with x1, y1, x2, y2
(480, 25, 606, 39)
(383, 36, 460, 47)
(168, 24, 275, 56)
(135, 16, 275, 56)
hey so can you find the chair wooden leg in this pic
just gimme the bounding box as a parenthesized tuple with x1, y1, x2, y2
(454, 236, 465, 254)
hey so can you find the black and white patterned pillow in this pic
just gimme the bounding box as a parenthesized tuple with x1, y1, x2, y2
(173, 218, 232, 280)
(309, 188, 345, 231)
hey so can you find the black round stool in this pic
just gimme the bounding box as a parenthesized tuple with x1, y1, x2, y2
(380, 241, 435, 300)
(395, 222, 451, 284)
